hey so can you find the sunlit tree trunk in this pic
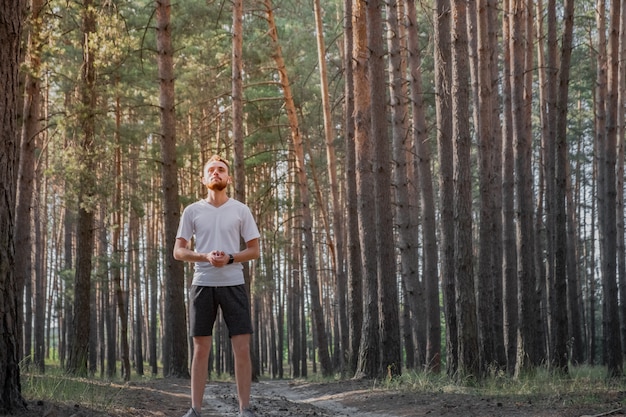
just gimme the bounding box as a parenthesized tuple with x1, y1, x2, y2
(67, 0, 97, 376)
(353, 0, 380, 379)
(313, 0, 348, 372)
(264, 0, 333, 376)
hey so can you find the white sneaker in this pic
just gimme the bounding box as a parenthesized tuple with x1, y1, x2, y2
(239, 408, 256, 417)
(182, 407, 201, 417)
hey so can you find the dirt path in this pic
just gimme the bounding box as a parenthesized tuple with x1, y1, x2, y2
(15, 376, 626, 417)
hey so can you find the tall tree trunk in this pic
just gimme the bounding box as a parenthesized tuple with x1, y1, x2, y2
(147, 183, 159, 376)
(387, 0, 418, 373)
(313, 0, 348, 372)
(353, 0, 380, 379)
(406, 0, 440, 372)
(451, 0, 479, 378)
(501, 0, 518, 375)
(488, 0, 506, 368)
(263, 0, 333, 376)
(617, 0, 626, 363)
(0, 0, 27, 411)
(16, 0, 44, 369)
(344, 0, 362, 375)
(553, 0, 576, 373)
(475, 0, 497, 373)
(594, 0, 608, 369)
(434, 0, 457, 377)
(510, 0, 536, 376)
(602, 0, 623, 378)
(367, 0, 401, 378)
(156, 0, 189, 378)
(130, 193, 144, 377)
(67, 0, 97, 376)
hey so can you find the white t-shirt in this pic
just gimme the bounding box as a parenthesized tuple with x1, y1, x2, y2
(176, 198, 260, 286)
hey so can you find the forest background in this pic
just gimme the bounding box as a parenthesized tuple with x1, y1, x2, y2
(2, 0, 626, 413)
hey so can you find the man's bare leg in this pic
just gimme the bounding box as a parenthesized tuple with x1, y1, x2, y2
(190, 336, 212, 413)
(231, 334, 252, 411)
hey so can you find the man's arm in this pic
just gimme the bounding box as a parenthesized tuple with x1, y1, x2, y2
(173, 237, 211, 263)
(230, 238, 260, 264)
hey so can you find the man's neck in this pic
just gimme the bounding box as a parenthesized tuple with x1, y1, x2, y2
(206, 190, 229, 207)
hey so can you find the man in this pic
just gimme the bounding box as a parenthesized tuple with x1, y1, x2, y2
(174, 155, 260, 417)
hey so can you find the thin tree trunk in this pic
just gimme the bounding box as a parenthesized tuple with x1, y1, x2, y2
(156, 0, 189, 378)
(501, 0, 517, 375)
(602, 0, 623, 378)
(263, 0, 333, 376)
(510, 0, 535, 376)
(67, 0, 97, 376)
(16, 0, 44, 369)
(353, 0, 380, 380)
(475, 0, 497, 373)
(451, 0, 479, 378)
(344, 0, 362, 375)
(314, 0, 348, 373)
(406, 0, 440, 373)
(387, 0, 417, 374)
(617, 0, 626, 362)
(550, 0, 575, 374)
(434, 0, 457, 378)
(367, 0, 401, 378)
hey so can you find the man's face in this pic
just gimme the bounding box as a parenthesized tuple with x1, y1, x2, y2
(203, 161, 230, 191)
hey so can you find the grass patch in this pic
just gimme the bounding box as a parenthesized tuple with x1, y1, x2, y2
(22, 371, 128, 412)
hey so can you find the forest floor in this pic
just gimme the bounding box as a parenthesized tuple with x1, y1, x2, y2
(13, 375, 626, 417)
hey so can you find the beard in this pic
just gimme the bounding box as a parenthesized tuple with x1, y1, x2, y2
(208, 179, 228, 191)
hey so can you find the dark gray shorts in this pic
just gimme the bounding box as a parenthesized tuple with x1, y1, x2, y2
(189, 284, 253, 337)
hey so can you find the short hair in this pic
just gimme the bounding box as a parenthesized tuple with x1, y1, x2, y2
(204, 155, 230, 172)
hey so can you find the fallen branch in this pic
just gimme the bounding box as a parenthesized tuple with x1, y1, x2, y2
(580, 408, 624, 417)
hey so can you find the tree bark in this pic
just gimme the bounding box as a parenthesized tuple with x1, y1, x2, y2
(434, 0, 457, 378)
(313, 0, 348, 373)
(553, 0, 576, 373)
(367, 0, 401, 379)
(501, 0, 518, 375)
(451, 0, 479, 379)
(0, 0, 27, 411)
(263, 0, 333, 376)
(67, 0, 97, 376)
(156, 0, 189, 378)
(343, 0, 362, 375)
(353, 0, 380, 379)
(601, 0, 623, 378)
(406, 0, 440, 373)
(510, 0, 536, 376)
(16, 0, 44, 370)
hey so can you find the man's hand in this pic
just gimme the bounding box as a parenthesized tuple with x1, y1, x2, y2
(208, 250, 229, 267)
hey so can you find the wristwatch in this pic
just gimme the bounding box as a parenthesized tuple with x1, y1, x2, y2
(228, 254, 234, 264)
